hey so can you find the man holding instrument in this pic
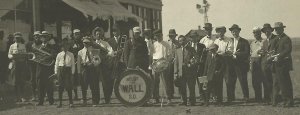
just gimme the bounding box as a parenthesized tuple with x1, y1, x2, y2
(151, 29, 172, 104)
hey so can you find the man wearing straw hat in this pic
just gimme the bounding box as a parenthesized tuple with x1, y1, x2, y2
(272, 22, 293, 107)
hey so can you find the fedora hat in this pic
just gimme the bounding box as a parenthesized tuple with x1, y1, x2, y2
(261, 23, 274, 32)
(274, 22, 286, 28)
(215, 26, 226, 32)
(229, 24, 241, 31)
(203, 23, 213, 29)
(168, 29, 177, 36)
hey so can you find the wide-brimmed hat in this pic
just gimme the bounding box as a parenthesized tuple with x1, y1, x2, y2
(274, 22, 286, 29)
(215, 26, 226, 32)
(203, 23, 213, 29)
(153, 29, 162, 36)
(133, 26, 141, 33)
(14, 32, 22, 38)
(261, 23, 274, 32)
(229, 24, 241, 31)
(168, 29, 177, 36)
(208, 43, 219, 50)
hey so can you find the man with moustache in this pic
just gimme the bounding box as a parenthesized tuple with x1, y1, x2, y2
(228, 24, 250, 103)
(272, 22, 293, 107)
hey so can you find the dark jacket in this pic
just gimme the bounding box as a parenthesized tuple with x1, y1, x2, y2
(203, 52, 224, 81)
(233, 37, 250, 72)
(274, 33, 293, 71)
(107, 36, 121, 51)
(123, 37, 148, 70)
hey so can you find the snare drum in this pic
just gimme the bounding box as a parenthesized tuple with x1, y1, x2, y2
(114, 67, 153, 107)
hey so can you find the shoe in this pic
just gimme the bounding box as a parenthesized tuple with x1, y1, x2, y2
(190, 103, 196, 106)
(49, 102, 55, 105)
(82, 100, 87, 106)
(36, 103, 43, 106)
(69, 104, 74, 108)
(166, 99, 172, 105)
(154, 99, 160, 104)
(178, 102, 187, 106)
(92, 104, 97, 107)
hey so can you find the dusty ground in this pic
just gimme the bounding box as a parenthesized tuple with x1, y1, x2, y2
(0, 43, 299, 115)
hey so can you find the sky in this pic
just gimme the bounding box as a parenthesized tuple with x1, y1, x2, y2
(162, 0, 300, 39)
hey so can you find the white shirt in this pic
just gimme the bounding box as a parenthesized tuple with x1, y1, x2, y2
(152, 41, 171, 60)
(96, 39, 113, 56)
(233, 37, 240, 52)
(214, 36, 233, 55)
(199, 35, 216, 48)
(54, 51, 75, 74)
(250, 39, 264, 58)
(8, 42, 26, 59)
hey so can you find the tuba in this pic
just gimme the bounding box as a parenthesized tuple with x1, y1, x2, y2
(29, 47, 55, 66)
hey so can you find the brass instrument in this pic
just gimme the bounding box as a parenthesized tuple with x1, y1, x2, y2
(112, 35, 127, 79)
(29, 47, 55, 66)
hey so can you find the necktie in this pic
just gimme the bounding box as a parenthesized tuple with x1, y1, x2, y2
(63, 51, 67, 66)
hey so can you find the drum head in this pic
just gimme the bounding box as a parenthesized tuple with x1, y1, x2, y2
(114, 69, 153, 107)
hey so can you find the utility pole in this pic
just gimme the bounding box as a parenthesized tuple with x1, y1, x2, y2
(32, 0, 41, 31)
(196, 0, 210, 25)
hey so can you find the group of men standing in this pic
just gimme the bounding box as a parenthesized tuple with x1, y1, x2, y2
(4, 21, 294, 108)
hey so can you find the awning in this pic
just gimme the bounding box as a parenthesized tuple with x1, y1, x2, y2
(0, 0, 23, 18)
(118, 0, 162, 10)
(62, 0, 142, 21)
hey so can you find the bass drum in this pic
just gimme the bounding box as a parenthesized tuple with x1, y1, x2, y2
(114, 68, 153, 107)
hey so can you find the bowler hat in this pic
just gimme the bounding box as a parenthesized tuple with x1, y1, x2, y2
(168, 29, 177, 36)
(261, 23, 274, 32)
(229, 24, 241, 31)
(274, 22, 286, 28)
(215, 26, 226, 32)
(203, 23, 213, 29)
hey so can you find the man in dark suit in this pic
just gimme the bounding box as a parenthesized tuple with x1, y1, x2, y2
(272, 22, 293, 107)
(228, 24, 250, 103)
(123, 27, 148, 71)
(174, 35, 197, 106)
(260, 23, 278, 104)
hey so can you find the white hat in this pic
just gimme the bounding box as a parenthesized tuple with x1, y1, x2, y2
(253, 27, 261, 32)
(33, 31, 41, 35)
(73, 29, 80, 33)
(41, 31, 49, 35)
(133, 27, 141, 33)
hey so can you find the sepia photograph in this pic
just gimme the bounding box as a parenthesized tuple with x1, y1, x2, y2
(0, 0, 299, 115)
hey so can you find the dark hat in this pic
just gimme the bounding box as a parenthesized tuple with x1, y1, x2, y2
(208, 43, 219, 50)
(261, 23, 274, 32)
(274, 22, 286, 28)
(168, 29, 177, 36)
(190, 30, 198, 36)
(203, 23, 213, 29)
(153, 29, 162, 36)
(14, 32, 22, 38)
(229, 24, 241, 31)
(215, 26, 226, 32)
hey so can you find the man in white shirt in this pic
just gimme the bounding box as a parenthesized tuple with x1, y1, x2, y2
(152, 29, 172, 104)
(55, 39, 75, 108)
(77, 38, 101, 106)
(7, 32, 27, 102)
(200, 23, 216, 48)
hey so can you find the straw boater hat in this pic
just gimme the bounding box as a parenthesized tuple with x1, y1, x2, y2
(261, 23, 274, 32)
(133, 27, 141, 33)
(82, 36, 92, 43)
(14, 32, 22, 38)
(41, 31, 49, 35)
(33, 31, 41, 36)
(73, 29, 80, 34)
(229, 24, 241, 31)
(274, 22, 286, 29)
